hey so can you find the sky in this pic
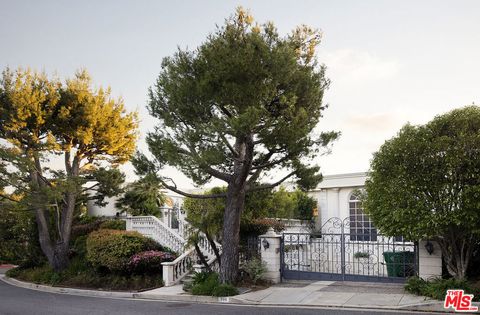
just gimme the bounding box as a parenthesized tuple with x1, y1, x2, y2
(1, 0, 480, 189)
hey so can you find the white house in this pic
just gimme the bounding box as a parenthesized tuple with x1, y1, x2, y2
(307, 172, 368, 230)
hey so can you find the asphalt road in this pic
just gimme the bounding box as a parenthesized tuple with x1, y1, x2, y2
(0, 278, 440, 315)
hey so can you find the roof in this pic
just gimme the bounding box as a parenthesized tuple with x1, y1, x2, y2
(312, 172, 368, 190)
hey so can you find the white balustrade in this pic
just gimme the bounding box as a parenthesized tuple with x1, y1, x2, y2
(162, 247, 198, 286)
(126, 215, 222, 286)
(126, 215, 186, 254)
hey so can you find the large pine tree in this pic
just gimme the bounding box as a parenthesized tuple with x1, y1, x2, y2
(141, 8, 338, 282)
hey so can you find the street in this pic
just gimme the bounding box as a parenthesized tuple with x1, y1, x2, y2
(0, 279, 441, 315)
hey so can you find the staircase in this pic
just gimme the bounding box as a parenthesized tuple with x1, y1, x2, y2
(125, 215, 220, 286)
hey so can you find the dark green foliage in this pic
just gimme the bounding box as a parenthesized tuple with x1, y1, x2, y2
(468, 241, 480, 279)
(405, 277, 480, 301)
(86, 229, 160, 273)
(190, 272, 239, 297)
(212, 283, 239, 297)
(240, 218, 285, 237)
(115, 174, 165, 217)
(0, 202, 44, 266)
(6, 260, 163, 291)
(99, 219, 126, 230)
(70, 218, 105, 240)
(72, 235, 88, 257)
(364, 106, 480, 279)
(294, 190, 317, 220)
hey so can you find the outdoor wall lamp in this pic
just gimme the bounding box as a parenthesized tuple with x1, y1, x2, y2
(262, 239, 270, 250)
(425, 240, 434, 255)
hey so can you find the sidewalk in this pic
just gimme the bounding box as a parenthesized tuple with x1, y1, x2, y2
(137, 280, 458, 313)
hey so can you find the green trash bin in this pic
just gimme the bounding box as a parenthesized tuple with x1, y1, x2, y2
(383, 251, 415, 277)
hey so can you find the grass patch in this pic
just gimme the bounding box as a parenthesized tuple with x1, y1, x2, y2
(405, 276, 480, 301)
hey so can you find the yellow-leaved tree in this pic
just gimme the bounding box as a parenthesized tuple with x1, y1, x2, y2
(0, 68, 138, 271)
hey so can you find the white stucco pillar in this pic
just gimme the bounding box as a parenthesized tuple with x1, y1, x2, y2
(125, 214, 132, 231)
(418, 240, 442, 280)
(259, 228, 282, 284)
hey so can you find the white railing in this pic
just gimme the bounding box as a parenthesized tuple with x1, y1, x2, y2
(162, 247, 198, 286)
(127, 215, 222, 286)
(126, 215, 186, 254)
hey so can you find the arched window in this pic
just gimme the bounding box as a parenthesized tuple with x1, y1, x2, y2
(349, 191, 377, 241)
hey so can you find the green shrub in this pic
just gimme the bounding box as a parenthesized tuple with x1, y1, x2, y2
(7, 262, 163, 291)
(190, 272, 238, 297)
(405, 276, 428, 295)
(191, 272, 220, 295)
(242, 257, 267, 285)
(86, 229, 158, 273)
(6, 265, 59, 285)
(71, 218, 104, 240)
(405, 277, 479, 301)
(192, 271, 214, 285)
(99, 219, 126, 230)
(72, 235, 88, 257)
(212, 283, 239, 297)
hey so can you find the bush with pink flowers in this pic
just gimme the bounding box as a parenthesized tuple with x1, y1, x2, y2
(128, 250, 176, 275)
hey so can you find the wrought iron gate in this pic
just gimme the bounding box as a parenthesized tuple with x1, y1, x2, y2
(281, 217, 418, 283)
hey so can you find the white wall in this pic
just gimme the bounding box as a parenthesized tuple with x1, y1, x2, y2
(307, 172, 367, 228)
(87, 196, 119, 217)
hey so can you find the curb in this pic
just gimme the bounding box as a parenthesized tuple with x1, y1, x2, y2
(0, 275, 465, 313)
(0, 276, 245, 304)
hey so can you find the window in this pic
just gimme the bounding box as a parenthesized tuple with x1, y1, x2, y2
(349, 191, 377, 241)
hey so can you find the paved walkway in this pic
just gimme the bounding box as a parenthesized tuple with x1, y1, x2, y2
(233, 281, 430, 308)
(139, 280, 432, 309)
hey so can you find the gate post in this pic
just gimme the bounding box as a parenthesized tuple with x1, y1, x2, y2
(260, 228, 282, 284)
(418, 240, 442, 280)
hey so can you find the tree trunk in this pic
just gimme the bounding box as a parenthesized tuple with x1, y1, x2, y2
(51, 243, 70, 271)
(436, 231, 474, 280)
(30, 151, 79, 272)
(220, 182, 246, 283)
(217, 135, 253, 283)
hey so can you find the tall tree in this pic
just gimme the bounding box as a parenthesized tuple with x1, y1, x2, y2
(364, 106, 480, 280)
(141, 8, 338, 282)
(0, 68, 138, 271)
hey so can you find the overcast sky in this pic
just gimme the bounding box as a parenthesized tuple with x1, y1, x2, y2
(2, 0, 479, 189)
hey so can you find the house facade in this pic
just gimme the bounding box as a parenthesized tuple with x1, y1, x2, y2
(307, 172, 368, 230)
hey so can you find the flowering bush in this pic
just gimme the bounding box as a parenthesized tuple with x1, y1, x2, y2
(86, 229, 161, 273)
(128, 250, 176, 275)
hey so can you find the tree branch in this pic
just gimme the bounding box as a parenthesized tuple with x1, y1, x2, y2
(246, 170, 296, 192)
(219, 134, 239, 157)
(0, 193, 20, 203)
(159, 177, 227, 199)
(81, 183, 100, 193)
(180, 145, 232, 182)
